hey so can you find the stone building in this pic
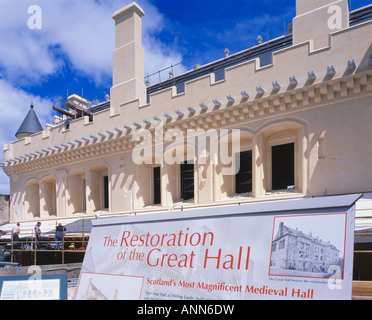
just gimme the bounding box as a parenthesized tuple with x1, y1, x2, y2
(271, 222, 340, 274)
(1, 0, 371, 239)
(0, 194, 10, 225)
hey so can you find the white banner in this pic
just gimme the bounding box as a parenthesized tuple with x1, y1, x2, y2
(76, 196, 357, 300)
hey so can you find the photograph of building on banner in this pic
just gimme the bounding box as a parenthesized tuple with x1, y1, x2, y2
(269, 213, 347, 279)
(76, 196, 356, 300)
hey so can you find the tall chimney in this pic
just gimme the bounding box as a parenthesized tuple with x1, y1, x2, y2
(293, 0, 349, 51)
(110, 2, 146, 114)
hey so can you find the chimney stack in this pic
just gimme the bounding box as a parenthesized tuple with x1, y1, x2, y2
(293, 0, 349, 51)
(110, 2, 146, 114)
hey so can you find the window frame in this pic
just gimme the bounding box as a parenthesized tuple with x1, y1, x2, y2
(234, 149, 253, 195)
(179, 160, 195, 201)
(152, 166, 161, 205)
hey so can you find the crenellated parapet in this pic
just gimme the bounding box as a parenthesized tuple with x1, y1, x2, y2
(3, 1, 372, 223)
(3, 68, 372, 177)
(3, 3, 372, 178)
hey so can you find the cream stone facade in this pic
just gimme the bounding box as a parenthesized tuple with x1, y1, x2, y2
(2, 1, 372, 225)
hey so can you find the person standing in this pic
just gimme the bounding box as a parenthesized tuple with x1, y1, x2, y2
(12, 223, 20, 245)
(55, 223, 66, 250)
(34, 222, 41, 249)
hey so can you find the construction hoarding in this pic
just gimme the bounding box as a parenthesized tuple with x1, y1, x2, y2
(75, 194, 360, 300)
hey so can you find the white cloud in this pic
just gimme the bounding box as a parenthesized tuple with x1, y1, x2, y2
(0, 79, 52, 148)
(0, 79, 53, 194)
(0, 0, 187, 85)
(0, 0, 116, 84)
(141, 2, 187, 79)
(0, 0, 187, 194)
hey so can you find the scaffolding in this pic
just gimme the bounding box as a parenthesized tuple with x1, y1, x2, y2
(52, 90, 110, 126)
(1, 221, 90, 266)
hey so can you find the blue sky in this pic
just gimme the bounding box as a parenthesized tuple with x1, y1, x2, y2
(0, 0, 371, 194)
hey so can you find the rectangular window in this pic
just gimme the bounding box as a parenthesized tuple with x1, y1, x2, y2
(180, 162, 194, 201)
(271, 143, 294, 190)
(82, 179, 87, 211)
(153, 166, 161, 205)
(235, 150, 252, 194)
(103, 176, 109, 209)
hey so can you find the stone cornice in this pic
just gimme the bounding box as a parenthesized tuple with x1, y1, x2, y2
(3, 70, 372, 177)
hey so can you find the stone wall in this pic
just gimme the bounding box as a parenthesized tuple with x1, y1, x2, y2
(0, 194, 9, 224)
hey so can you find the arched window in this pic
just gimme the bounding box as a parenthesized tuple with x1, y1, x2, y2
(66, 169, 86, 215)
(258, 121, 306, 194)
(163, 132, 196, 204)
(40, 176, 57, 217)
(25, 179, 40, 218)
(217, 129, 254, 199)
(89, 164, 109, 212)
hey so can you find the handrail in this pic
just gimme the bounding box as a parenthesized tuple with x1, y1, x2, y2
(0, 261, 21, 275)
(9, 229, 88, 265)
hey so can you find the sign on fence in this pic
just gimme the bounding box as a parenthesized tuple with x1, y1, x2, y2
(75, 194, 360, 300)
(0, 275, 67, 300)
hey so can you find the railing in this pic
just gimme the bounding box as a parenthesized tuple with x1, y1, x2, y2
(145, 62, 183, 87)
(9, 229, 88, 265)
(53, 90, 111, 126)
(0, 262, 21, 275)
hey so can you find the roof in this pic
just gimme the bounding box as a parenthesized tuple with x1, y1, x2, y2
(0, 218, 94, 239)
(145, 4, 372, 99)
(15, 104, 43, 138)
(54, 5, 372, 122)
(146, 34, 292, 100)
(275, 222, 339, 251)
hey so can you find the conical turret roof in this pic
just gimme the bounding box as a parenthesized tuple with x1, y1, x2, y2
(15, 104, 43, 138)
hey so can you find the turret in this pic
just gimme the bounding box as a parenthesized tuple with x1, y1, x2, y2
(15, 104, 43, 139)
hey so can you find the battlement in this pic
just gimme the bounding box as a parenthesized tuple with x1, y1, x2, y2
(2, 1, 372, 224)
(3, 4, 372, 175)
